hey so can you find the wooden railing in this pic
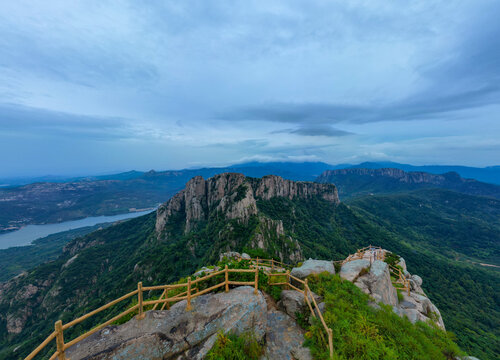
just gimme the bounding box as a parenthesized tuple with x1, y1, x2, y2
(269, 271, 334, 359)
(25, 265, 259, 360)
(389, 264, 410, 295)
(236, 255, 289, 271)
(342, 245, 385, 265)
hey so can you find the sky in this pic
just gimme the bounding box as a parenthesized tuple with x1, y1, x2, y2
(1, 0, 499, 177)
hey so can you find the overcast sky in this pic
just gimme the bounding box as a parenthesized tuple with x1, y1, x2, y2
(1, 0, 499, 176)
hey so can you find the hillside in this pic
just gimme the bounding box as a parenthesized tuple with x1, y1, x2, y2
(0, 162, 333, 234)
(0, 174, 498, 359)
(316, 168, 500, 200)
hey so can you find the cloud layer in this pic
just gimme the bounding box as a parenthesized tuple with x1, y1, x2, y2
(0, 0, 499, 176)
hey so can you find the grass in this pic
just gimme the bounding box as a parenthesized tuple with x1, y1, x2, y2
(303, 273, 464, 360)
(206, 331, 263, 360)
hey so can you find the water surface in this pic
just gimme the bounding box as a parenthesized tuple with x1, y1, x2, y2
(0, 210, 153, 249)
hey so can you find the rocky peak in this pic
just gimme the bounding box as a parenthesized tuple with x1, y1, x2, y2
(317, 168, 452, 185)
(155, 173, 339, 236)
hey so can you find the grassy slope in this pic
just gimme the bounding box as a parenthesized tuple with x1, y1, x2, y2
(346, 189, 500, 359)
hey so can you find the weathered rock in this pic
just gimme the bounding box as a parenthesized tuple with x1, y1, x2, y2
(278, 290, 321, 320)
(66, 287, 267, 360)
(261, 310, 312, 360)
(411, 274, 423, 286)
(354, 260, 397, 306)
(397, 257, 407, 271)
(339, 259, 370, 282)
(291, 259, 335, 279)
(219, 251, 241, 262)
(192, 266, 219, 278)
(241, 252, 251, 260)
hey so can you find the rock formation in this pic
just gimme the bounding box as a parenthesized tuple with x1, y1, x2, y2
(338, 250, 445, 329)
(66, 287, 267, 360)
(290, 259, 335, 279)
(155, 173, 339, 263)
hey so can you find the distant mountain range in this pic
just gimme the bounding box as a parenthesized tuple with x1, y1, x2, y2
(1, 160, 499, 186)
(1, 161, 499, 234)
(317, 167, 500, 200)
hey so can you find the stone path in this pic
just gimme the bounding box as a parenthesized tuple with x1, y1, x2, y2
(261, 294, 312, 360)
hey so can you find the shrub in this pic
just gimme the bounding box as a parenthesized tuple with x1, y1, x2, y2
(206, 331, 263, 360)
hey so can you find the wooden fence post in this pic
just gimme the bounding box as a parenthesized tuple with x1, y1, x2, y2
(286, 270, 290, 290)
(254, 267, 258, 295)
(225, 265, 229, 292)
(328, 328, 334, 359)
(55, 320, 66, 360)
(137, 282, 144, 319)
(256, 257, 259, 268)
(304, 279, 308, 300)
(186, 277, 192, 311)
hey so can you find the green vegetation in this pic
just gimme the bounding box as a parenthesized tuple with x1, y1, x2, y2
(1, 187, 498, 359)
(206, 331, 263, 360)
(304, 273, 463, 360)
(0, 223, 114, 282)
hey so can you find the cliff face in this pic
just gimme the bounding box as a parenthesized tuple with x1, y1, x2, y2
(155, 173, 339, 263)
(156, 173, 338, 235)
(316, 168, 500, 199)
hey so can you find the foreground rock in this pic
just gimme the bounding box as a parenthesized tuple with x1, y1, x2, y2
(66, 287, 266, 360)
(261, 310, 312, 360)
(290, 259, 335, 279)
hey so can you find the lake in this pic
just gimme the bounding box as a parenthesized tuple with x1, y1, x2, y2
(0, 210, 153, 250)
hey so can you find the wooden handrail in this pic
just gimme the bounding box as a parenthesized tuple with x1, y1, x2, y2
(25, 264, 269, 360)
(269, 272, 334, 359)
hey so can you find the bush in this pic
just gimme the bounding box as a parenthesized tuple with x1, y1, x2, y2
(206, 331, 263, 360)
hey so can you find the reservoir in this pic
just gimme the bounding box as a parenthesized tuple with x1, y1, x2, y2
(0, 210, 153, 250)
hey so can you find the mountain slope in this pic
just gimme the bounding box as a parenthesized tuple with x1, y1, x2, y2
(0, 174, 498, 359)
(316, 167, 500, 200)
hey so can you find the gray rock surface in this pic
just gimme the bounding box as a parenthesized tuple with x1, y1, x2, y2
(261, 310, 312, 360)
(354, 260, 397, 306)
(241, 252, 251, 259)
(278, 290, 321, 320)
(66, 287, 266, 360)
(340, 259, 370, 282)
(411, 274, 423, 286)
(291, 259, 335, 279)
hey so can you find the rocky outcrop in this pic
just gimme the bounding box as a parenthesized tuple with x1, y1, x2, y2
(353, 260, 397, 306)
(155, 173, 337, 263)
(156, 173, 339, 237)
(65, 287, 267, 360)
(339, 259, 370, 282)
(290, 259, 335, 279)
(340, 250, 445, 329)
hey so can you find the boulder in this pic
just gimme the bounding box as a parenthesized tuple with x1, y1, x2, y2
(355, 260, 397, 306)
(65, 286, 267, 360)
(411, 274, 423, 286)
(219, 251, 241, 261)
(339, 259, 370, 282)
(278, 290, 321, 320)
(290, 259, 335, 279)
(241, 252, 251, 260)
(193, 266, 219, 278)
(397, 257, 407, 271)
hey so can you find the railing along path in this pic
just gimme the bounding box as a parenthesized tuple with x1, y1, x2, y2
(25, 262, 260, 360)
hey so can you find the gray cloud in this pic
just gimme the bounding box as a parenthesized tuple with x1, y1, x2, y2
(272, 125, 353, 137)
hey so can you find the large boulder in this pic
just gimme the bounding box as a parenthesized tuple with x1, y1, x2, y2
(354, 260, 398, 306)
(66, 287, 267, 360)
(278, 290, 321, 320)
(339, 259, 370, 282)
(290, 259, 335, 279)
(219, 251, 241, 261)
